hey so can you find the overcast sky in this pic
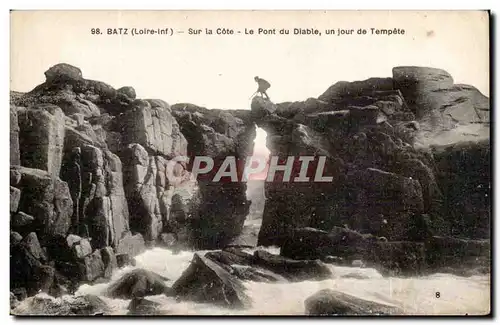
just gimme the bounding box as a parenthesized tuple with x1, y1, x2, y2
(11, 11, 489, 156)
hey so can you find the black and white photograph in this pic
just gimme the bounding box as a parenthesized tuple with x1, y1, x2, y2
(8, 10, 491, 316)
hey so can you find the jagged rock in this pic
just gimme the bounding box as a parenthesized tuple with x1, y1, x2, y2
(116, 233, 146, 257)
(206, 248, 254, 267)
(205, 249, 286, 283)
(253, 250, 332, 282)
(106, 268, 170, 299)
(250, 97, 277, 119)
(127, 297, 161, 315)
(10, 186, 21, 213)
(11, 231, 23, 246)
(18, 104, 66, 177)
(77, 249, 105, 282)
(305, 289, 403, 315)
(66, 234, 82, 248)
(101, 246, 118, 278)
(11, 105, 20, 165)
(117, 99, 183, 157)
(172, 253, 251, 308)
(72, 238, 92, 260)
(45, 63, 83, 82)
(11, 166, 73, 241)
(117, 86, 136, 99)
(21, 232, 48, 262)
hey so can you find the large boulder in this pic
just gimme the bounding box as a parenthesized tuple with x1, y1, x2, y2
(172, 253, 251, 308)
(392, 66, 489, 142)
(305, 289, 403, 315)
(44, 63, 83, 82)
(106, 268, 170, 299)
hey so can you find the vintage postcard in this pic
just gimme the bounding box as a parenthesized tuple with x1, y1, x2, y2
(9, 10, 490, 316)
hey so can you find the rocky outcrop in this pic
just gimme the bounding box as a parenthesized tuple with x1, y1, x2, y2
(171, 104, 256, 248)
(10, 63, 490, 305)
(172, 253, 251, 308)
(305, 289, 403, 315)
(9, 63, 205, 299)
(205, 248, 287, 283)
(253, 66, 489, 250)
(392, 67, 489, 141)
(280, 226, 490, 276)
(11, 166, 73, 241)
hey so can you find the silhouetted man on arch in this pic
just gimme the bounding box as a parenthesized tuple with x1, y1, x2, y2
(254, 76, 271, 100)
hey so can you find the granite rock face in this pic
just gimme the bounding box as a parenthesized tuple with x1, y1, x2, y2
(252, 66, 489, 248)
(9, 63, 202, 297)
(392, 66, 489, 145)
(171, 104, 256, 248)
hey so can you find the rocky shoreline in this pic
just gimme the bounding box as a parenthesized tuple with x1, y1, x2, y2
(10, 63, 490, 315)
